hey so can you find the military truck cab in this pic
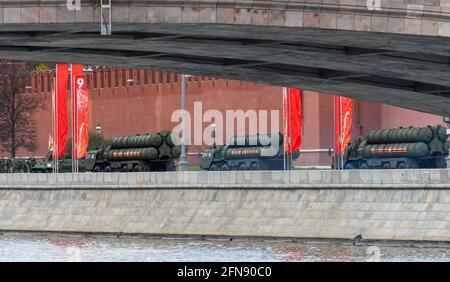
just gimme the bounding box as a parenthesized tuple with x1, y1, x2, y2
(200, 149, 216, 170)
(31, 151, 53, 173)
(31, 151, 87, 173)
(85, 150, 104, 172)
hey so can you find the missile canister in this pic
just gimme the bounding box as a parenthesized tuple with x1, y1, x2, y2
(227, 133, 283, 147)
(106, 147, 158, 161)
(247, 135, 259, 146)
(165, 133, 180, 147)
(258, 134, 282, 146)
(362, 142, 429, 158)
(111, 134, 162, 149)
(444, 141, 450, 154)
(367, 127, 433, 144)
(225, 147, 263, 158)
(436, 125, 448, 141)
(171, 146, 181, 158)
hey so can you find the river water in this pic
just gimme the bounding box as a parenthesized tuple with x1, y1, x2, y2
(0, 234, 449, 262)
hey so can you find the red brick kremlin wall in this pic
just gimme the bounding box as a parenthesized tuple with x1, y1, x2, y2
(4, 67, 446, 166)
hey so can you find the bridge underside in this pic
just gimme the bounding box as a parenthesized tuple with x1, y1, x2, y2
(0, 23, 450, 115)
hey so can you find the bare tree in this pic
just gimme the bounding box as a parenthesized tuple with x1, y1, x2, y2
(0, 61, 46, 158)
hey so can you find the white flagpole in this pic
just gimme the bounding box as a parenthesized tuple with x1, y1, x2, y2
(54, 67, 58, 173)
(333, 96, 336, 170)
(74, 70, 78, 173)
(282, 87, 286, 171)
(56, 72, 58, 173)
(70, 64, 77, 173)
(52, 72, 55, 173)
(287, 88, 292, 170)
(340, 96, 344, 170)
(71, 65, 74, 173)
(73, 74, 80, 173)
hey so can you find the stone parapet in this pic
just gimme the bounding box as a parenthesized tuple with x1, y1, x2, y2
(1, 0, 450, 36)
(0, 169, 450, 188)
(0, 170, 450, 242)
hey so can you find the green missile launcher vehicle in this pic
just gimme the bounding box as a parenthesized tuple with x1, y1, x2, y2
(335, 125, 450, 169)
(31, 131, 181, 173)
(84, 131, 181, 172)
(200, 133, 299, 171)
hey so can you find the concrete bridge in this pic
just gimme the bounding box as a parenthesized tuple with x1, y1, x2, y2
(1, 1, 450, 115)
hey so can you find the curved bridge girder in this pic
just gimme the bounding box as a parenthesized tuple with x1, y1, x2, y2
(0, 23, 449, 115)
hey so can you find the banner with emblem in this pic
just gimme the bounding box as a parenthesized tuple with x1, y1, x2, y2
(334, 96, 352, 154)
(74, 75, 89, 159)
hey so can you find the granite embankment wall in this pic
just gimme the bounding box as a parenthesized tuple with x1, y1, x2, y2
(0, 170, 450, 242)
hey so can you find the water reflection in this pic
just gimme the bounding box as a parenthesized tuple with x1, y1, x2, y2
(0, 234, 449, 262)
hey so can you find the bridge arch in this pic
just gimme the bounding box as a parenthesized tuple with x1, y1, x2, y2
(1, 1, 450, 115)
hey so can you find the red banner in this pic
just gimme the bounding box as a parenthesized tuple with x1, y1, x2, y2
(283, 88, 302, 153)
(334, 96, 352, 154)
(70, 64, 84, 159)
(71, 65, 84, 83)
(74, 75, 89, 159)
(53, 64, 69, 158)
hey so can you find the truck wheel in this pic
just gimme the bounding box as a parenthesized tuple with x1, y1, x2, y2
(238, 164, 246, 170)
(104, 165, 112, 172)
(93, 166, 101, 173)
(359, 162, 369, 169)
(250, 163, 259, 170)
(121, 165, 129, 172)
(397, 162, 407, 169)
(382, 163, 391, 169)
(209, 164, 218, 171)
(344, 163, 355, 170)
(133, 165, 142, 172)
(221, 164, 229, 171)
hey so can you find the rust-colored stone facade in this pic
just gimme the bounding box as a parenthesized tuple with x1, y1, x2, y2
(3, 67, 446, 166)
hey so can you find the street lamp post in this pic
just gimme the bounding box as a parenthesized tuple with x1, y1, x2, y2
(446, 127, 450, 169)
(212, 123, 217, 148)
(96, 124, 102, 150)
(178, 74, 190, 171)
(447, 148, 450, 169)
